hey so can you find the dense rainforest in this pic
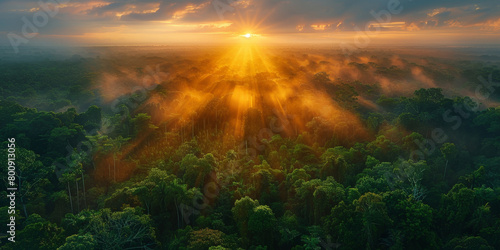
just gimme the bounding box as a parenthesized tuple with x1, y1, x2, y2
(1, 47, 500, 249)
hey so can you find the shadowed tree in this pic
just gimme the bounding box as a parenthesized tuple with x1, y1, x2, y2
(3, 214, 65, 250)
(58, 233, 97, 250)
(88, 207, 157, 249)
(354, 192, 393, 248)
(248, 205, 278, 247)
(232, 196, 259, 244)
(440, 142, 457, 179)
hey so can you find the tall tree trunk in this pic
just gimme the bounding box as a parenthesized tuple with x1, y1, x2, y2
(19, 172, 28, 218)
(113, 154, 116, 182)
(444, 160, 448, 179)
(82, 172, 87, 209)
(175, 200, 181, 229)
(21, 197, 28, 219)
(75, 179, 80, 212)
(67, 182, 73, 214)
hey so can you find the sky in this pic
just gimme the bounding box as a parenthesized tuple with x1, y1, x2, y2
(0, 0, 499, 46)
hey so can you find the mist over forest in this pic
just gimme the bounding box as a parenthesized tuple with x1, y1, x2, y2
(1, 45, 500, 249)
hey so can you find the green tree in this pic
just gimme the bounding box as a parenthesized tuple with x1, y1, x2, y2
(131, 113, 158, 140)
(3, 214, 65, 250)
(187, 228, 225, 250)
(0, 147, 50, 218)
(88, 207, 157, 249)
(324, 201, 364, 249)
(75, 105, 102, 131)
(58, 233, 97, 250)
(384, 191, 436, 248)
(354, 192, 392, 248)
(440, 142, 457, 179)
(437, 184, 477, 237)
(444, 236, 494, 250)
(312, 178, 345, 224)
(232, 196, 259, 241)
(102, 136, 129, 182)
(180, 153, 215, 189)
(248, 205, 278, 247)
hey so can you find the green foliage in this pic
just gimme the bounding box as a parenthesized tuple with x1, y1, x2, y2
(180, 153, 215, 189)
(248, 205, 278, 247)
(324, 201, 364, 249)
(355, 192, 393, 248)
(386, 193, 436, 247)
(232, 196, 260, 240)
(0, 60, 98, 111)
(444, 236, 494, 250)
(366, 135, 401, 162)
(187, 228, 226, 250)
(3, 214, 65, 250)
(57, 233, 97, 250)
(87, 207, 157, 249)
(131, 113, 158, 137)
(2, 58, 500, 250)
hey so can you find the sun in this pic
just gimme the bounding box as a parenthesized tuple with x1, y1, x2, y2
(240, 32, 259, 39)
(240, 33, 262, 39)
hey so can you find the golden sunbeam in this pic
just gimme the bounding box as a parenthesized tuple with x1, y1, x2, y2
(94, 40, 375, 175)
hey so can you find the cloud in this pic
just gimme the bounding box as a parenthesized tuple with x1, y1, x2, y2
(0, 0, 499, 45)
(216, 0, 500, 33)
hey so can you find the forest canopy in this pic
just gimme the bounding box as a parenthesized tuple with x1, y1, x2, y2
(1, 46, 500, 249)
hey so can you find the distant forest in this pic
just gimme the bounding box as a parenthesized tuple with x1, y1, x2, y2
(1, 47, 500, 249)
